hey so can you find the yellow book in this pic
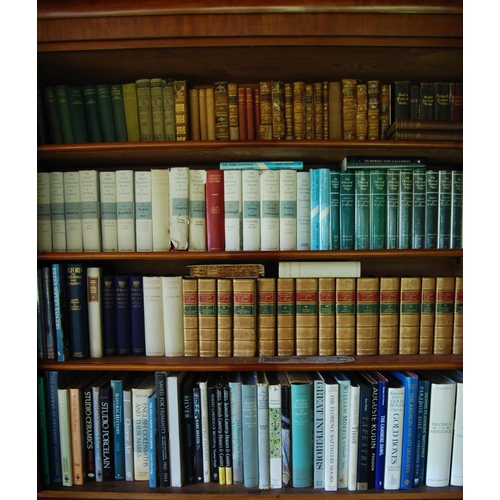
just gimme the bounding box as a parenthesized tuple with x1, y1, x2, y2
(122, 82, 141, 142)
(174, 79, 189, 141)
(335, 278, 356, 355)
(295, 278, 318, 355)
(355, 277, 379, 355)
(433, 276, 455, 354)
(257, 277, 277, 356)
(452, 276, 463, 355)
(378, 277, 399, 355)
(419, 277, 436, 354)
(182, 278, 199, 356)
(277, 278, 295, 356)
(399, 277, 422, 355)
(318, 277, 335, 356)
(198, 278, 217, 357)
(217, 279, 233, 357)
(232, 278, 256, 356)
(135, 78, 153, 141)
(189, 88, 201, 140)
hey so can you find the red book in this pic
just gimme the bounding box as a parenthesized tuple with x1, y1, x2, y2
(205, 170, 225, 251)
(254, 88, 261, 140)
(246, 87, 255, 140)
(238, 87, 247, 140)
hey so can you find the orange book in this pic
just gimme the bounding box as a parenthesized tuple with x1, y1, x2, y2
(399, 277, 421, 355)
(335, 278, 356, 355)
(355, 277, 379, 355)
(328, 81, 342, 140)
(198, 87, 208, 140)
(238, 86, 247, 140)
(189, 88, 201, 140)
(452, 276, 463, 354)
(318, 277, 335, 356)
(182, 278, 199, 356)
(277, 278, 295, 356)
(254, 88, 261, 137)
(295, 278, 319, 355)
(245, 87, 255, 140)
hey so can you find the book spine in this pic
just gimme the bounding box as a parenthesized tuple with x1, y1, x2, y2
(100, 385, 114, 482)
(418, 82, 435, 120)
(110, 378, 125, 480)
(92, 384, 103, 482)
(339, 171, 355, 250)
(45, 371, 63, 483)
(277, 278, 295, 356)
(136, 79, 153, 141)
(313, 377, 325, 489)
(246, 87, 255, 140)
(134, 170, 153, 252)
(335, 278, 356, 355)
(214, 81, 230, 140)
(398, 171, 413, 249)
(260, 170, 280, 251)
(110, 83, 128, 141)
(150, 168, 170, 252)
(132, 384, 154, 481)
(69, 85, 88, 143)
(304, 83, 313, 139)
(58, 388, 74, 486)
(142, 276, 164, 356)
(64, 171, 84, 252)
(116, 170, 136, 252)
(367, 80, 380, 140)
(379, 84, 391, 137)
(279, 170, 297, 251)
(182, 373, 196, 485)
(357, 383, 371, 490)
(341, 79, 357, 139)
(198, 378, 211, 483)
(37, 270, 47, 360)
(102, 275, 116, 355)
(268, 381, 282, 489)
(147, 392, 157, 487)
(296, 171, 311, 250)
(86, 266, 103, 358)
(257, 277, 277, 356)
(193, 383, 205, 482)
(271, 80, 286, 140)
(354, 170, 370, 250)
(217, 279, 233, 357)
(198, 278, 217, 357)
(161, 277, 184, 356)
(383, 386, 405, 489)
(242, 170, 261, 251)
(168, 167, 189, 250)
(123, 385, 134, 481)
(310, 169, 320, 250)
(452, 277, 463, 354)
(424, 170, 439, 248)
(68, 385, 86, 484)
(99, 171, 118, 252)
(51, 263, 69, 361)
(229, 378, 243, 483)
(241, 377, 259, 487)
(167, 372, 187, 487)
(161, 79, 175, 141)
(285, 82, 294, 140)
(293, 81, 305, 139)
(43, 85, 63, 143)
(224, 170, 243, 251)
(150, 78, 166, 141)
(318, 278, 335, 355)
(237, 86, 247, 140)
(419, 276, 436, 354)
(130, 275, 145, 355)
(182, 278, 199, 356)
(36, 84, 46, 144)
(257, 378, 270, 489)
(356, 83, 368, 140)
(450, 82, 463, 121)
(55, 84, 74, 143)
(409, 85, 419, 119)
(328, 81, 342, 139)
(323, 378, 339, 491)
(188, 169, 207, 251)
(42, 266, 57, 360)
(258, 81, 273, 140)
(115, 275, 131, 355)
(434, 82, 451, 120)
(373, 375, 388, 490)
(438, 170, 452, 249)
(232, 278, 257, 356)
(329, 171, 340, 250)
(205, 170, 225, 251)
(393, 81, 410, 120)
(386, 171, 400, 250)
(378, 277, 400, 355)
(295, 278, 319, 355)
(450, 170, 463, 249)
(228, 82, 239, 140)
(318, 168, 331, 250)
(399, 277, 422, 355)
(174, 80, 190, 140)
(223, 381, 233, 484)
(49, 171, 67, 252)
(79, 170, 102, 252)
(433, 276, 455, 354)
(314, 82, 324, 139)
(412, 170, 426, 249)
(369, 170, 387, 250)
(356, 277, 380, 356)
(82, 383, 96, 481)
(122, 82, 141, 142)
(198, 87, 208, 140)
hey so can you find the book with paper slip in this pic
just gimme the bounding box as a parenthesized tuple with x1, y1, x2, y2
(278, 261, 361, 278)
(188, 263, 265, 278)
(220, 161, 303, 170)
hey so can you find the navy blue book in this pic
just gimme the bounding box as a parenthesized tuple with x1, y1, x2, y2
(339, 171, 355, 250)
(45, 370, 63, 483)
(330, 171, 340, 250)
(130, 275, 145, 355)
(155, 371, 170, 487)
(148, 391, 158, 488)
(41, 266, 56, 360)
(100, 381, 114, 481)
(102, 275, 117, 356)
(37, 375, 51, 485)
(51, 263, 70, 361)
(412, 377, 426, 486)
(182, 372, 198, 485)
(417, 377, 430, 486)
(114, 275, 131, 355)
(390, 370, 419, 489)
(65, 263, 89, 359)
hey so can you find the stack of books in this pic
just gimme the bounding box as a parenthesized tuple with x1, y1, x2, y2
(384, 119, 463, 141)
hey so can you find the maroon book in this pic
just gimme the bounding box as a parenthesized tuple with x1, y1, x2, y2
(205, 170, 225, 251)
(238, 87, 247, 140)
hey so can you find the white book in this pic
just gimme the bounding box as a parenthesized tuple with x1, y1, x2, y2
(116, 170, 136, 252)
(37, 172, 53, 253)
(279, 169, 297, 251)
(260, 170, 280, 251)
(188, 169, 207, 251)
(142, 276, 165, 356)
(151, 169, 170, 252)
(257, 371, 270, 489)
(267, 372, 282, 489)
(313, 372, 325, 489)
(99, 171, 118, 252)
(450, 371, 463, 486)
(49, 171, 66, 252)
(134, 170, 153, 251)
(169, 167, 189, 250)
(199, 374, 211, 483)
(279, 260, 361, 278)
(167, 372, 188, 487)
(161, 276, 184, 356)
(333, 372, 350, 489)
(79, 170, 102, 252)
(63, 171, 83, 252)
(296, 171, 311, 250)
(323, 372, 339, 491)
(347, 379, 360, 491)
(242, 169, 261, 251)
(86, 266, 103, 358)
(224, 170, 243, 251)
(57, 387, 73, 486)
(229, 372, 243, 484)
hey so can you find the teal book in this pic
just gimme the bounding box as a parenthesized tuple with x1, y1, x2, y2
(228, 372, 243, 484)
(450, 170, 463, 249)
(83, 85, 103, 142)
(412, 170, 426, 249)
(386, 171, 399, 249)
(148, 391, 157, 488)
(51, 263, 69, 362)
(354, 170, 370, 250)
(330, 171, 340, 250)
(424, 170, 439, 248)
(241, 371, 259, 488)
(318, 168, 331, 250)
(55, 84, 74, 143)
(310, 168, 320, 250)
(42, 85, 63, 144)
(369, 170, 386, 249)
(437, 170, 452, 249)
(289, 371, 314, 488)
(339, 171, 355, 250)
(97, 84, 117, 142)
(110, 84, 129, 142)
(311, 372, 325, 489)
(69, 86, 88, 143)
(398, 171, 413, 249)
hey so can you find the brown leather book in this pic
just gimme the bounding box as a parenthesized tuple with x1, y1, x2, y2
(284, 82, 294, 140)
(217, 278, 233, 357)
(205, 87, 216, 140)
(271, 80, 285, 140)
(378, 276, 399, 355)
(341, 78, 357, 140)
(384, 118, 463, 139)
(253, 87, 261, 137)
(182, 278, 199, 356)
(214, 80, 230, 140)
(189, 88, 201, 141)
(419, 276, 436, 354)
(355, 277, 379, 355)
(174, 79, 189, 141)
(277, 278, 295, 356)
(335, 278, 356, 355)
(398, 277, 422, 355)
(198, 278, 217, 357)
(304, 83, 314, 140)
(433, 276, 455, 355)
(295, 278, 319, 356)
(257, 277, 277, 356)
(450, 82, 463, 121)
(328, 81, 342, 140)
(258, 81, 273, 140)
(355, 83, 368, 140)
(313, 82, 323, 139)
(379, 83, 391, 138)
(367, 80, 380, 140)
(228, 82, 239, 140)
(452, 276, 463, 355)
(237, 86, 247, 140)
(318, 277, 335, 356)
(245, 87, 255, 140)
(188, 263, 265, 279)
(232, 278, 257, 356)
(205, 170, 225, 252)
(198, 87, 208, 140)
(292, 81, 305, 140)
(322, 81, 329, 140)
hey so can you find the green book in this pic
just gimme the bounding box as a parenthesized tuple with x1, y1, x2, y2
(386, 170, 399, 249)
(412, 170, 426, 249)
(55, 84, 74, 144)
(136, 78, 153, 141)
(42, 85, 63, 144)
(424, 170, 439, 249)
(369, 170, 387, 249)
(450, 170, 463, 249)
(398, 170, 413, 249)
(330, 170, 340, 250)
(339, 171, 355, 250)
(97, 83, 117, 142)
(110, 83, 128, 142)
(122, 82, 141, 142)
(437, 170, 452, 249)
(68, 86, 88, 143)
(83, 84, 103, 142)
(37, 83, 49, 145)
(354, 170, 370, 250)
(163, 78, 176, 141)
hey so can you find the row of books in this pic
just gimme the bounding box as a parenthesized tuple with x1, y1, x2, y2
(38, 262, 463, 362)
(38, 368, 463, 491)
(36, 165, 463, 254)
(37, 79, 463, 145)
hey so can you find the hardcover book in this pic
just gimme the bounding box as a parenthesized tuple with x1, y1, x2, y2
(49, 171, 67, 252)
(259, 81, 273, 140)
(412, 170, 426, 249)
(295, 278, 319, 355)
(161, 276, 184, 356)
(339, 171, 355, 250)
(151, 169, 170, 252)
(356, 277, 380, 355)
(452, 276, 463, 355)
(51, 263, 70, 361)
(163, 79, 176, 140)
(169, 167, 190, 251)
(205, 170, 225, 252)
(398, 171, 413, 250)
(242, 169, 261, 251)
(217, 278, 233, 357)
(198, 278, 217, 357)
(278, 261, 361, 278)
(341, 78, 357, 140)
(99, 171, 118, 252)
(115, 275, 131, 356)
(451, 170, 463, 249)
(110, 83, 128, 141)
(437, 170, 452, 249)
(241, 371, 259, 487)
(228, 372, 243, 484)
(232, 278, 257, 356)
(80, 170, 102, 252)
(276, 278, 295, 356)
(68, 85, 88, 143)
(116, 170, 136, 252)
(134, 170, 153, 252)
(257, 277, 277, 356)
(188, 169, 207, 251)
(419, 276, 436, 355)
(42, 85, 63, 143)
(214, 81, 230, 140)
(386, 170, 400, 250)
(296, 171, 311, 250)
(224, 170, 243, 251)
(328, 81, 342, 139)
(318, 168, 331, 250)
(433, 276, 455, 355)
(63, 171, 83, 252)
(330, 171, 340, 250)
(279, 169, 297, 251)
(86, 266, 103, 358)
(310, 168, 319, 250)
(150, 78, 165, 141)
(322, 371, 339, 491)
(318, 277, 335, 356)
(122, 82, 141, 142)
(369, 170, 387, 250)
(257, 372, 270, 489)
(182, 278, 199, 357)
(425, 170, 439, 249)
(135, 79, 153, 141)
(335, 278, 356, 355)
(293, 81, 305, 140)
(399, 277, 422, 355)
(379, 276, 400, 355)
(55, 84, 74, 143)
(354, 170, 370, 250)
(102, 276, 116, 356)
(272, 80, 286, 140)
(266, 371, 282, 489)
(142, 275, 165, 356)
(260, 170, 280, 251)
(228, 82, 239, 140)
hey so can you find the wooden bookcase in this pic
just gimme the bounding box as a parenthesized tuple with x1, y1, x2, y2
(37, 1, 463, 499)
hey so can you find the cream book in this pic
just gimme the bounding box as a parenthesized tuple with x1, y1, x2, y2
(169, 167, 189, 250)
(242, 169, 261, 251)
(161, 276, 184, 356)
(37, 172, 52, 253)
(80, 170, 102, 252)
(134, 170, 153, 252)
(99, 171, 118, 252)
(296, 171, 311, 250)
(188, 169, 207, 251)
(260, 170, 280, 251)
(63, 171, 83, 252)
(49, 171, 66, 252)
(142, 276, 165, 356)
(116, 170, 136, 252)
(224, 170, 243, 251)
(279, 261, 361, 278)
(279, 170, 297, 251)
(87, 267, 103, 358)
(151, 169, 170, 252)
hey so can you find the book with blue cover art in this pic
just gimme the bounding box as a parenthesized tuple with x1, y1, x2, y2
(330, 171, 340, 250)
(148, 390, 157, 487)
(310, 168, 320, 250)
(318, 168, 331, 250)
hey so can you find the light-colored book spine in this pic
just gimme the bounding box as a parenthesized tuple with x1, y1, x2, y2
(318, 277, 335, 355)
(450, 373, 463, 486)
(313, 374, 325, 489)
(228, 373, 243, 484)
(324, 375, 339, 491)
(49, 172, 66, 252)
(257, 372, 270, 489)
(319, 168, 331, 250)
(419, 276, 436, 354)
(242, 169, 261, 251)
(217, 278, 233, 357)
(198, 278, 217, 357)
(220, 161, 303, 170)
(87, 267, 103, 358)
(199, 376, 211, 483)
(161, 276, 184, 356)
(296, 171, 311, 250)
(232, 278, 257, 356)
(116, 170, 136, 252)
(151, 169, 170, 252)
(379, 276, 400, 355)
(347, 381, 360, 491)
(169, 167, 189, 250)
(310, 168, 320, 250)
(136, 78, 153, 141)
(37, 172, 53, 253)
(279, 169, 297, 251)
(336, 278, 356, 355)
(99, 171, 118, 252)
(355, 277, 380, 355)
(150, 77, 165, 141)
(57, 387, 73, 486)
(279, 261, 361, 278)
(433, 276, 455, 355)
(167, 372, 187, 487)
(268, 375, 282, 489)
(134, 170, 153, 252)
(188, 169, 207, 251)
(182, 278, 199, 356)
(277, 278, 295, 356)
(333, 374, 350, 489)
(224, 170, 243, 251)
(80, 170, 102, 252)
(257, 277, 277, 356)
(295, 277, 319, 355)
(142, 276, 165, 356)
(92, 384, 103, 482)
(399, 277, 422, 355)
(260, 170, 280, 251)
(63, 171, 83, 252)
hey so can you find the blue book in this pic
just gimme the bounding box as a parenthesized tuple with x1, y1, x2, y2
(412, 170, 426, 249)
(114, 275, 131, 355)
(354, 170, 370, 250)
(424, 170, 439, 249)
(45, 370, 63, 483)
(241, 371, 259, 488)
(413, 377, 426, 486)
(398, 171, 413, 249)
(450, 170, 463, 249)
(386, 171, 400, 250)
(37, 269, 46, 360)
(310, 168, 320, 250)
(65, 263, 89, 359)
(318, 168, 331, 250)
(130, 275, 145, 355)
(330, 171, 340, 250)
(418, 377, 430, 486)
(42, 266, 56, 360)
(339, 171, 355, 250)
(369, 170, 387, 250)
(148, 391, 157, 488)
(437, 170, 452, 249)
(51, 263, 69, 361)
(390, 370, 419, 489)
(102, 275, 117, 356)
(155, 371, 170, 486)
(228, 372, 243, 484)
(288, 371, 314, 488)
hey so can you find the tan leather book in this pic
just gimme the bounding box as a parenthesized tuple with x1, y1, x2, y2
(379, 83, 391, 138)
(328, 81, 342, 140)
(322, 81, 329, 140)
(433, 276, 455, 354)
(304, 83, 314, 140)
(205, 87, 216, 140)
(335, 278, 356, 355)
(378, 277, 399, 355)
(258, 81, 273, 140)
(399, 277, 422, 355)
(313, 82, 323, 139)
(198, 87, 208, 140)
(356, 83, 368, 140)
(257, 277, 277, 356)
(452, 276, 463, 355)
(182, 278, 199, 356)
(419, 276, 436, 354)
(341, 78, 357, 140)
(174, 79, 189, 141)
(284, 82, 294, 140)
(367, 80, 380, 140)
(277, 278, 295, 356)
(214, 81, 229, 140)
(271, 80, 285, 140)
(295, 278, 318, 356)
(217, 278, 233, 357)
(292, 81, 305, 140)
(318, 277, 335, 356)
(355, 277, 379, 355)
(232, 278, 256, 356)
(198, 278, 217, 357)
